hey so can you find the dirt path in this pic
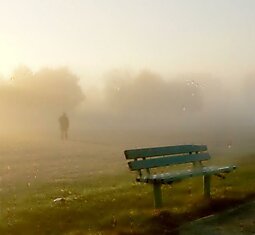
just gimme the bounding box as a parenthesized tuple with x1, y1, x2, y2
(179, 200, 255, 235)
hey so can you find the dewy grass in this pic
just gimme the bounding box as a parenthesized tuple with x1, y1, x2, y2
(0, 139, 254, 234)
(0, 166, 254, 235)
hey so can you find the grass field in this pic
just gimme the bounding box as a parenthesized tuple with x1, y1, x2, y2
(0, 134, 254, 235)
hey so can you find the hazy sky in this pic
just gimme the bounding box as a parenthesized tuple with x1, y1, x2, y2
(1, 0, 255, 82)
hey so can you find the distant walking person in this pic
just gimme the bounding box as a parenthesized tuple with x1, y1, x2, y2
(59, 113, 69, 140)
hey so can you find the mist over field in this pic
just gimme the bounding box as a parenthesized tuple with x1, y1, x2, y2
(1, 66, 255, 152)
(1, 1, 255, 234)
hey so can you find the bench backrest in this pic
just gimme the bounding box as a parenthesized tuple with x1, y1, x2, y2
(124, 145, 209, 171)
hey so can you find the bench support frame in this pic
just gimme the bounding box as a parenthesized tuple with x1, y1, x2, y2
(203, 175, 211, 198)
(153, 183, 163, 208)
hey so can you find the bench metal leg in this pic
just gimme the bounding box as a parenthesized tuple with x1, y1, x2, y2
(203, 175, 211, 198)
(153, 183, 162, 208)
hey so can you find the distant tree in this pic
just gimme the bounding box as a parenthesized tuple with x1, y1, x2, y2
(103, 70, 203, 117)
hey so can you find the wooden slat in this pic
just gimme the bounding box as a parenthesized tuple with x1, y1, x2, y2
(137, 165, 236, 183)
(124, 145, 207, 159)
(128, 153, 210, 170)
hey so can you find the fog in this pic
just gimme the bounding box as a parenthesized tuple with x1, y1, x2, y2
(1, 66, 255, 152)
(0, 66, 84, 135)
(81, 70, 255, 151)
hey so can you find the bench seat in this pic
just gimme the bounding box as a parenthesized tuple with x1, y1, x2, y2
(137, 165, 237, 184)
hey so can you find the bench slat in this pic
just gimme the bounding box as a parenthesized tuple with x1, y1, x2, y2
(128, 153, 210, 170)
(125, 145, 207, 159)
(137, 165, 236, 183)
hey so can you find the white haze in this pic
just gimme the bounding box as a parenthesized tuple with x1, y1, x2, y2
(1, 66, 255, 153)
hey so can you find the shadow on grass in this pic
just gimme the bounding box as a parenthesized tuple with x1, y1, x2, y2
(119, 193, 255, 235)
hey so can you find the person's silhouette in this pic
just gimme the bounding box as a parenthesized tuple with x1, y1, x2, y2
(58, 113, 69, 140)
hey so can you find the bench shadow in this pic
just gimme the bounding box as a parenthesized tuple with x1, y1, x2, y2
(118, 192, 255, 235)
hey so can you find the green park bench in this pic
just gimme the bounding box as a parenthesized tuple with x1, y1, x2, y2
(124, 145, 237, 208)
